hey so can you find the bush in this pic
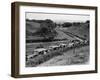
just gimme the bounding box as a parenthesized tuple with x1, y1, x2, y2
(62, 22, 72, 27)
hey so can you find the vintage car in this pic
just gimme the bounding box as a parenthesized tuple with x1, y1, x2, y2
(34, 48, 47, 55)
(49, 45, 60, 50)
(27, 48, 47, 60)
(59, 43, 67, 48)
(67, 42, 74, 48)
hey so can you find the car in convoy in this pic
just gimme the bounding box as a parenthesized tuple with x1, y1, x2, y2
(27, 48, 48, 60)
(67, 42, 74, 48)
(27, 39, 88, 61)
(48, 45, 60, 51)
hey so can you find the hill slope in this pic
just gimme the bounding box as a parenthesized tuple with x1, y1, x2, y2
(26, 21, 89, 41)
(61, 23, 89, 40)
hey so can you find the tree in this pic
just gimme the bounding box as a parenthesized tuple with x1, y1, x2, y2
(62, 22, 72, 27)
(86, 20, 90, 23)
(38, 19, 57, 40)
(86, 20, 90, 28)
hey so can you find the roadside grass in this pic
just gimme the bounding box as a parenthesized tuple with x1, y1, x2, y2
(26, 45, 89, 67)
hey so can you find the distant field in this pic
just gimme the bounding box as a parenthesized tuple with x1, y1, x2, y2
(60, 23, 89, 40)
(26, 23, 89, 42)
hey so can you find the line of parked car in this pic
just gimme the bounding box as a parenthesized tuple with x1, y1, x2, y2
(26, 40, 89, 61)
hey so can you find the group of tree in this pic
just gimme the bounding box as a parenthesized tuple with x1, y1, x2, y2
(35, 19, 57, 40)
(85, 20, 90, 28)
(62, 22, 72, 27)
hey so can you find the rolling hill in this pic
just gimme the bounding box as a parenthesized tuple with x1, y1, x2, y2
(26, 20, 89, 42)
(61, 23, 89, 40)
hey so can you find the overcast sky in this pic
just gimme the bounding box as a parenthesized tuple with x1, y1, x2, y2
(26, 12, 90, 23)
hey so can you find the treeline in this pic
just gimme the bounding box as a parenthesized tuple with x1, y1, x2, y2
(57, 20, 90, 28)
(26, 19, 90, 28)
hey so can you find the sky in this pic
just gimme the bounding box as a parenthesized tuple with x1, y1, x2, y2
(26, 12, 90, 23)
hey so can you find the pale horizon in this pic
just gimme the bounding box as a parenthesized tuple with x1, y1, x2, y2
(26, 12, 90, 23)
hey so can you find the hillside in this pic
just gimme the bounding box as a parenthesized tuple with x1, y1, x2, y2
(26, 20, 89, 42)
(61, 23, 89, 40)
(54, 27, 75, 40)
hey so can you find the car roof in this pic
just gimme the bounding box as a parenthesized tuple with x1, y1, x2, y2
(34, 48, 47, 52)
(49, 45, 59, 48)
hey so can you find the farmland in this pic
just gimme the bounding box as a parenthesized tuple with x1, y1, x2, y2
(26, 19, 90, 67)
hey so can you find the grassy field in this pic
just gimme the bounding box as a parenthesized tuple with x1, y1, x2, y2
(60, 23, 89, 40)
(26, 44, 89, 67)
(38, 45, 89, 66)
